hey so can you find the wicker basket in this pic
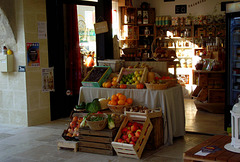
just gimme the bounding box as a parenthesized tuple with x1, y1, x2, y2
(145, 83, 168, 90)
(86, 113, 108, 131)
(107, 104, 132, 114)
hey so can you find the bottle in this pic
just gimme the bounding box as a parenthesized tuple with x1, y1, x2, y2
(2, 46, 7, 55)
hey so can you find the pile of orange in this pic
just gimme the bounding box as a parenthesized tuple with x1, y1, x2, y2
(102, 76, 118, 88)
(108, 93, 133, 106)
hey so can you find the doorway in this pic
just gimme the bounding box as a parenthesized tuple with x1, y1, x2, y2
(46, 0, 113, 120)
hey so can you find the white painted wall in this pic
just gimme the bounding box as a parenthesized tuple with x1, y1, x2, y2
(133, 0, 240, 17)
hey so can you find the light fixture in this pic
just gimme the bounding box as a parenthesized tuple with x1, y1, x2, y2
(224, 97, 240, 153)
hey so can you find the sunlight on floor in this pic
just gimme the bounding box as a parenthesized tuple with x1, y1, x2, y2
(184, 98, 227, 135)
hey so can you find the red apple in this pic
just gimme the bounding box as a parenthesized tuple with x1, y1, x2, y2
(131, 136, 138, 142)
(126, 126, 131, 130)
(122, 134, 128, 140)
(130, 141, 135, 146)
(135, 129, 141, 137)
(68, 128, 74, 134)
(127, 130, 132, 135)
(118, 138, 123, 143)
(133, 122, 138, 127)
(72, 116, 78, 122)
(126, 138, 130, 143)
(131, 125, 138, 132)
(121, 127, 128, 134)
(70, 121, 77, 128)
(139, 124, 143, 130)
(128, 132, 134, 139)
(127, 122, 133, 127)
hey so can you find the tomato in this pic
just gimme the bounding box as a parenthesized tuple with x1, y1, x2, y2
(136, 83, 144, 89)
(120, 84, 127, 89)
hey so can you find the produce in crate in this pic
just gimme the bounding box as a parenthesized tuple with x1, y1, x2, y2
(118, 70, 143, 85)
(116, 121, 144, 145)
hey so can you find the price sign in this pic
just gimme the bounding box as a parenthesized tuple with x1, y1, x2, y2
(175, 5, 187, 14)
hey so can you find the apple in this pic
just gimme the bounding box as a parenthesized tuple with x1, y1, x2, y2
(70, 121, 77, 128)
(118, 138, 123, 143)
(127, 130, 132, 135)
(68, 128, 74, 134)
(128, 132, 134, 139)
(135, 129, 141, 138)
(126, 138, 130, 143)
(131, 125, 138, 132)
(121, 127, 128, 134)
(131, 136, 138, 143)
(122, 134, 128, 140)
(130, 141, 135, 146)
(133, 122, 138, 127)
(127, 122, 133, 127)
(72, 116, 78, 122)
(126, 126, 131, 130)
(139, 124, 143, 130)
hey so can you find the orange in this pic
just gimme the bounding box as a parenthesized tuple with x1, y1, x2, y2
(118, 94, 126, 101)
(126, 98, 133, 104)
(111, 94, 118, 101)
(105, 82, 112, 88)
(111, 100, 117, 105)
(112, 81, 118, 86)
(102, 82, 106, 88)
(116, 93, 123, 97)
(118, 99, 125, 105)
(112, 77, 118, 82)
(108, 101, 112, 105)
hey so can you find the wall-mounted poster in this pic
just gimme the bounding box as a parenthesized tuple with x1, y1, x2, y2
(27, 43, 40, 66)
(42, 67, 54, 92)
(164, 0, 175, 2)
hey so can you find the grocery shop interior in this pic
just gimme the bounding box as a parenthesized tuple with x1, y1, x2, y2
(1, 0, 240, 161)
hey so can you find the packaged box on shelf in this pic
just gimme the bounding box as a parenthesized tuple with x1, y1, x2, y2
(98, 59, 125, 73)
(81, 66, 112, 87)
(111, 114, 153, 159)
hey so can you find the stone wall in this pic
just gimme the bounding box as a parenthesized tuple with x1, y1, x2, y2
(0, 0, 50, 126)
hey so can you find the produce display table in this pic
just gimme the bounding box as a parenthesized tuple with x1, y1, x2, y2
(183, 135, 240, 162)
(78, 84, 185, 145)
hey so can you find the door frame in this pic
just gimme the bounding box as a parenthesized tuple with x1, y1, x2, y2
(46, 0, 113, 120)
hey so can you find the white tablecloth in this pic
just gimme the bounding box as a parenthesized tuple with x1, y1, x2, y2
(78, 85, 185, 145)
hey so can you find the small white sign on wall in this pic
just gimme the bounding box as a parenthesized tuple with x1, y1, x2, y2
(38, 21, 47, 39)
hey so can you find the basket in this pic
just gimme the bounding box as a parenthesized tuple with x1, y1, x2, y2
(145, 83, 168, 90)
(107, 104, 132, 114)
(86, 113, 108, 131)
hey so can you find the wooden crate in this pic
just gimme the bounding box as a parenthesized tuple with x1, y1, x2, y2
(111, 114, 153, 159)
(57, 140, 79, 152)
(208, 89, 225, 103)
(124, 109, 164, 150)
(78, 128, 118, 155)
(117, 67, 148, 84)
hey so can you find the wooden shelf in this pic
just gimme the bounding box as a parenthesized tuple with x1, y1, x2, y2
(194, 70, 225, 73)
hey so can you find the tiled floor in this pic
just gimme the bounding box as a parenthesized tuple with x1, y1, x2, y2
(0, 99, 226, 162)
(184, 99, 226, 135)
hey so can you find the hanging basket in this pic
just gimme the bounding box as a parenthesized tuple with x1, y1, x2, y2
(151, 36, 177, 61)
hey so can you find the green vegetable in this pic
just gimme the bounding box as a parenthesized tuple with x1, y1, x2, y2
(80, 113, 90, 128)
(86, 98, 101, 113)
(89, 116, 104, 121)
(108, 115, 115, 130)
(76, 102, 86, 109)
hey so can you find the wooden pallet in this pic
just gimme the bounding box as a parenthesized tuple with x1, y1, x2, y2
(78, 128, 118, 155)
(57, 140, 79, 152)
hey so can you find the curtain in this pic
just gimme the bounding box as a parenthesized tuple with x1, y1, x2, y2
(66, 4, 82, 95)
